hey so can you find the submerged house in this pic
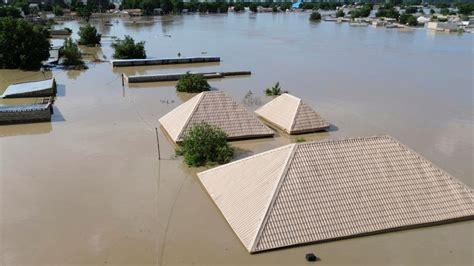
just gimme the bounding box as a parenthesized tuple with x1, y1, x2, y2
(255, 93, 330, 134)
(159, 91, 274, 143)
(0, 102, 53, 125)
(1, 78, 56, 98)
(198, 135, 474, 253)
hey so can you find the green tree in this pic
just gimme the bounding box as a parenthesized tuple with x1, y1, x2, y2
(399, 13, 417, 26)
(78, 23, 101, 46)
(309, 11, 321, 21)
(0, 17, 50, 69)
(177, 122, 234, 167)
(0, 6, 22, 17)
(406, 15, 418, 26)
(336, 9, 345, 18)
(172, 0, 184, 13)
(53, 5, 63, 16)
(404, 6, 417, 14)
(60, 38, 85, 67)
(249, 3, 257, 12)
(176, 72, 210, 93)
(161, 0, 173, 13)
(140, 0, 156, 15)
(440, 8, 449, 16)
(77, 5, 92, 21)
(457, 3, 473, 16)
(111, 35, 146, 59)
(233, 2, 244, 12)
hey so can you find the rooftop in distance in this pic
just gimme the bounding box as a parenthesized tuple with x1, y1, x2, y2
(255, 93, 330, 134)
(159, 91, 274, 143)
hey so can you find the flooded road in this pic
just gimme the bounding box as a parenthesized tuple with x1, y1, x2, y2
(1, 13, 473, 265)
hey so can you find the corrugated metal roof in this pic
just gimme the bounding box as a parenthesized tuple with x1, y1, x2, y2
(198, 135, 474, 253)
(1, 79, 55, 98)
(159, 91, 274, 142)
(199, 144, 295, 251)
(255, 93, 329, 134)
(0, 103, 50, 112)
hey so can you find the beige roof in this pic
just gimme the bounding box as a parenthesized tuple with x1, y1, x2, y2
(198, 135, 474, 253)
(255, 93, 329, 134)
(159, 91, 274, 142)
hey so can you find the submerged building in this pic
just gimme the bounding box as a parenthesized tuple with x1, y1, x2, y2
(255, 93, 329, 134)
(0, 102, 53, 125)
(198, 135, 474, 253)
(1, 78, 56, 98)
(159, 91, 274, 142)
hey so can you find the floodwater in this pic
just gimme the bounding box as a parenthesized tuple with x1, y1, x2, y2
(1, 13, 473, 266)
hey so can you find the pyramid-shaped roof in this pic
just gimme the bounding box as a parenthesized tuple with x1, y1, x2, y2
(159, 91, 274, 142)
(255, 93, 329, 134)
(1, 79, 56, 98)
(198, 135, 474, 253)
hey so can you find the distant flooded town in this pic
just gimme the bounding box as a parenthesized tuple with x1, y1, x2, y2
(1, 0, 473, 265)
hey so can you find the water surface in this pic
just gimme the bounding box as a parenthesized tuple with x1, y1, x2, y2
(1, 13, 473, 265)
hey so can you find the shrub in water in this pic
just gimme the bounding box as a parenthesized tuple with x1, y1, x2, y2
(111, 35, 146, 59)
(309, 11, 322, 21)
(78, 24, 101, 46)
(176, 72, 211, 93)
(60, 38, 85, 68)
(177, 122, 234, 167)
(265, 82, 288, 96)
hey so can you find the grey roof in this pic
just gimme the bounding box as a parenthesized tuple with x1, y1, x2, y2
(1, 79, 56, 98)
(198, 135, 474, 253)
(159, 91, 274, 142)
(0, 103, 51, 112)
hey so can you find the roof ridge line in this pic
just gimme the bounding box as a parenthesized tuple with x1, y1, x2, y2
(198, 144, 294, 176)
(289, 98, 302, 131)
(176, 92, 205, 140)
(250, 143, 298, 253)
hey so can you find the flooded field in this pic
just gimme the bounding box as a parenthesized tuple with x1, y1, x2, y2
(1, 13, 473, 265)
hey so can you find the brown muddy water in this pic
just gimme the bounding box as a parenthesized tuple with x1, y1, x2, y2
(1, 13, 473, 266)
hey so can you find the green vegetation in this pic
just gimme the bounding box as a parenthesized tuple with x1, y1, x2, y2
(295, 137, 306, 143)
(177, 122, 234, 167)
(176, 72, 210, 93)
(0, 17, 50, 69)
(249, 3, 257, 12)
(0, 6, 22, 17)
(457, 3, 474, 15)
(336, 9, 345, 18)
(350, 4, 372, 19)
(404, 6, 417, 14)
(440, 8, 449, 16)
(233, 3, 244, 12)
(265, 82, 287, 96)
(53, 5, 63, 16)
(111, 35, 146, 59)
(60, 38, 86, 68)
(399, 13, 417, 26)
(77, 5, 92, 21)
(78, 24, 101, 46)
(309, 11, 322, 21)
(376, 5, 400, 19)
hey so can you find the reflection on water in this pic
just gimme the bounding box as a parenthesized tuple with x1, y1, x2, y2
(0, 13, 473, 265)
(0, 122, 52, 137)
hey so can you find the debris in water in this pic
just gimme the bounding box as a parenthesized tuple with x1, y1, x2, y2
(305, 253, 318, 262)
